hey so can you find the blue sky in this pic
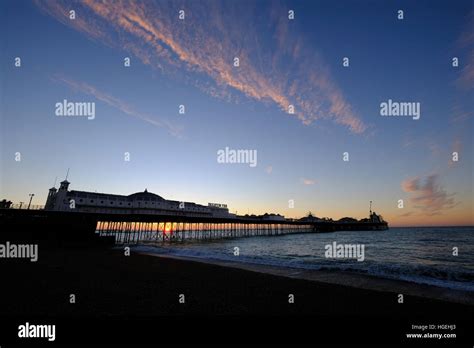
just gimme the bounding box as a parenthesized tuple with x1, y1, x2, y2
(1, 0, 472, 226)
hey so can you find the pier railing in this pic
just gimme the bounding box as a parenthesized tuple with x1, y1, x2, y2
(9, 204, 45, 210)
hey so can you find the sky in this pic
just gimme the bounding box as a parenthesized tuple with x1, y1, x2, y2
(0, 0, 473, 227)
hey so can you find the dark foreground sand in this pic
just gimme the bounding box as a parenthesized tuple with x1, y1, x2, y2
(1, 247, 472, 318)
(1, 247, 473, 344)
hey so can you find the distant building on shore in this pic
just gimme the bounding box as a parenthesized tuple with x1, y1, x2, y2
(45, 180, 235, 218)
(241, 213, 287, 221)
(260, 213, 286, 221)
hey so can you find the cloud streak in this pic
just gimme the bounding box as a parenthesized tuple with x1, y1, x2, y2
(35, 0, 367, 133)
(456, 10, 474, 90)
(52, 75, 181, 136)
(401, 174, 458, 214)
(301, 178, 316, 185)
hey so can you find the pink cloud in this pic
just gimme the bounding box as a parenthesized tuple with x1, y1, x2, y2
(301, 178, 316, 185)
(401, 174, 458, 214)
(35, 0, 367, 134)
(401, 177, 420, 192)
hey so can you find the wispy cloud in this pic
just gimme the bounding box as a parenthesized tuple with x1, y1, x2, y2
(401, 174, 458, 214)
(449, 138, 462, 167)
(459, 51, 474, 89)
(428, 142, 441, 157)
(398, 211, 415, 218)
(301, 178, 316, 185)
(35, 0, 367, 134)
(402, 138, 414, 148)
(448, 11, 474, 130)
(452, 138, 462, 155)
(52, 75, 181, 136)
(450, 101, 472, 124)
(456, 10, 474, 90)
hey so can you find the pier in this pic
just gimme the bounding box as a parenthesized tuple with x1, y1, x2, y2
(96, 221, 313, 244)
(0, 208, 388, 246)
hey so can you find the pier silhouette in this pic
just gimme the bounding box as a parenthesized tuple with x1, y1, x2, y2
(0, 208, 388, 246)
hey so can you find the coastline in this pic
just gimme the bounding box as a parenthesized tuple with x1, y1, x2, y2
(138, 251, 474, 306)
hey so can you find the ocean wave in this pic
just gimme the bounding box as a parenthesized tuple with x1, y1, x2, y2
(132, 244, 474, 292)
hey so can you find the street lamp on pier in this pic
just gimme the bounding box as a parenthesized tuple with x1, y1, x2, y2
(27, 194, 35, 210)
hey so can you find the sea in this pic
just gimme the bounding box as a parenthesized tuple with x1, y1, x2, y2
(132, 226, 474, 292)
